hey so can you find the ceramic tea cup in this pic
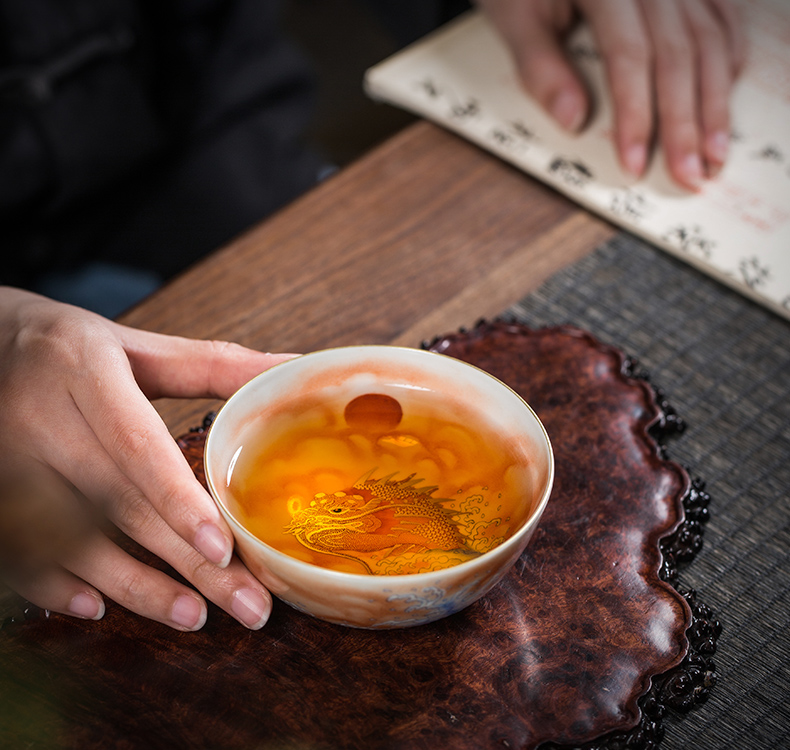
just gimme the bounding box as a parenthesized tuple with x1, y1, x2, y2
(204, 345, 554, 629)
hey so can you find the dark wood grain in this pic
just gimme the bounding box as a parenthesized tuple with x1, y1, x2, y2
(119, 122, 614, 437)
(0, 323, 694, 750)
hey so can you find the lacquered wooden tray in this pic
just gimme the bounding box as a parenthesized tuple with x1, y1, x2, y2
(0, 322, 719, 749)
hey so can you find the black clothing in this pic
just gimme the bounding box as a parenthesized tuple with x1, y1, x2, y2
(0, 0, 322, 288)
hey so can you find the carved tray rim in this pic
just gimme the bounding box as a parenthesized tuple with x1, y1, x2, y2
(423, 319, 720, 749)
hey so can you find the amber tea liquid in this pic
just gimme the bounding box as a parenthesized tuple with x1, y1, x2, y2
(227, 391, 537, 575)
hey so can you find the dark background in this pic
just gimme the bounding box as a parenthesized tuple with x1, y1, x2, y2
(282, 0, 457, 167)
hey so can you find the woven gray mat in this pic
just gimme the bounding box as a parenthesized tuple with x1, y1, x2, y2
(507, 233, 790, 750)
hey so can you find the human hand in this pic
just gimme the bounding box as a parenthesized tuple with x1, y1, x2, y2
(0, 287, 295, 631)
(476, 0, 747, 190)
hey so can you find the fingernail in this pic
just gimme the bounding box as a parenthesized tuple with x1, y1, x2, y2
(550, 90, 585, 133)
(195, 522, 232, 568)
(623, 143, 647, 177)
(232, 587, 270, 630)
(68, 592, 105, 620)
(678, 153, 704, 190)
(171, 594, 207, 631)
(707, 131, 729, 164)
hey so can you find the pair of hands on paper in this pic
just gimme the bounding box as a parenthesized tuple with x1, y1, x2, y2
(0, 287, 292, 631)
(477, 0, 747, 191)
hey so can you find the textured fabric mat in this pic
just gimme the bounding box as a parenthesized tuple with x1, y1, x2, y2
(508, 233, 790, 750)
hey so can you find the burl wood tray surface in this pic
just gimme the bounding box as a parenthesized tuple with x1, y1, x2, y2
(0, 322, 719, 750)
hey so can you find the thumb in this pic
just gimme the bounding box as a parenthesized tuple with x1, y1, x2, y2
(113, 323, 299, 400)
(486, 2, 588, 132)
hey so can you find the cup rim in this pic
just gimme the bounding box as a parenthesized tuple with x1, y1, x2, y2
(204, 344, 555, 583)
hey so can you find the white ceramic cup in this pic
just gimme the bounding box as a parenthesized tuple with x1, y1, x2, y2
(204, 345, 554, 629)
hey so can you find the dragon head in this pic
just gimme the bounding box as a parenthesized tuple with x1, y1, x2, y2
(286, 490, 379, 534)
